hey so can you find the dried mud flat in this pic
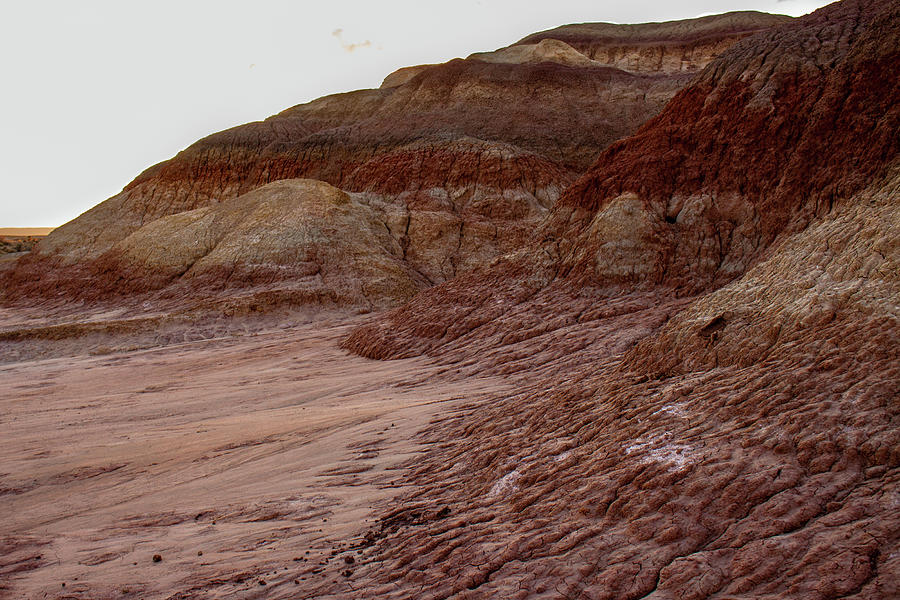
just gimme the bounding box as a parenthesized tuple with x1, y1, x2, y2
(0, 316, 513, 599)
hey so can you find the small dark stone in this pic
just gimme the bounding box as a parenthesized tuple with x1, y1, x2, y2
(343, 555, 355, 565)
(258, 579, 266, 586)
(342, 569, 353, 577)
(152, 554, 162, 563)
(197, 551, 203, 556)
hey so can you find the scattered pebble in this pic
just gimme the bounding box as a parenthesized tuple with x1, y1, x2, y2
(152, 554, 162, 563)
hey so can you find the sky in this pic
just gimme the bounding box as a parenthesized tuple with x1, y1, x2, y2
(0, 0, 833, 227)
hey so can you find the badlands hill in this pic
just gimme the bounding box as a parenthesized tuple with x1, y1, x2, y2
(1, 2, 897, 598)
(1, 11, 789, 311)
(337, 0, 899, 597)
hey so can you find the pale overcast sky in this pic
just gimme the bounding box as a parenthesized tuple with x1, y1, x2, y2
(0, 0, 832, 227)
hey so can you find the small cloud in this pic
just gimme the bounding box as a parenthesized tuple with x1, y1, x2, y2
(249, 63, 256, 69)
(332, 28, 374, 53)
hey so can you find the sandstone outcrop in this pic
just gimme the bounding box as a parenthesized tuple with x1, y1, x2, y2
(1, 12, 787, 309)
(337, 2, 900, 596)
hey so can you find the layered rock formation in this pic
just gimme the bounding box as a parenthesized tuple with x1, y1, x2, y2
(337, 1, 900, 597)
(2, 11, 788, 309)
(346, 0, 899, 358)
(516, 11, 794, 74)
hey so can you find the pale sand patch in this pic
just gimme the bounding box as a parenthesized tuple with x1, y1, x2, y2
(0, 319, 512, 599)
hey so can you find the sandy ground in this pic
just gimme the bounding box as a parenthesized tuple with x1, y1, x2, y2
(0, 229, 54, 237)
(0, 318, 510, 599)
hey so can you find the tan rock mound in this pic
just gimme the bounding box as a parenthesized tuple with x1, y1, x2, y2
(468, 38, 599, 67)
(380, 64, 435, 88)
(92, 179, 422, 309)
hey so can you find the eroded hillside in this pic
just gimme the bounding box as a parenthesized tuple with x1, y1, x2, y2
(1, 12, 788, 312)
(338, 1, 900, 597)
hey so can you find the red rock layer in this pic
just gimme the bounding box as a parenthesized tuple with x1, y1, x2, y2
(547, 0, 899, 283)
(345, 138, 576, 284)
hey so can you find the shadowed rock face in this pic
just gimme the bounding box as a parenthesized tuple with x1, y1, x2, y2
(1, 11, 787, 308)
(335, 2, 900, 597)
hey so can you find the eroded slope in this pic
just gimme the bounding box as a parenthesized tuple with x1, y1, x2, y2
(346, 0, 898, 359)
(335, 1, 899, 597)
